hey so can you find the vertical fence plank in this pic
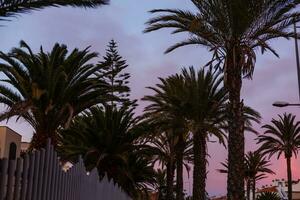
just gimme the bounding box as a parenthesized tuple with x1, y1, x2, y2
(7, 160, 16, 200)
(13, 158, 23, 200)
(57, 168, 63, 200)
(42, 141, 51, 200)
(26, 152, 36, 200)
(52, 152, 59, 200)
(31, 151, 40, 200)
(46, 146, 55, 200)
(20, 154, 29, 200)
(36, 149, 45, 200)
(0, 158, 8, 200)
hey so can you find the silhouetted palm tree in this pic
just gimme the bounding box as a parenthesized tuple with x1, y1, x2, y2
(58, 105, 155, 198)
(245, 151, 275, 200)
(181, 67, 227, 200)
(0, 0, 108, 20)
(144, 67, 228, 200)
(218, 150, 274, 200)
(257, 113, 300, 200)
(256, 192, 281, 200)
(0, 41, 108, 149)
(142, 74, 192, 200)
(144, 2, 300, 199)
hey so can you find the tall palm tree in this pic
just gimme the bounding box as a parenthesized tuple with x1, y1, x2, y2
(218, 150, 274, 200)
(257, 113, 300, 200)
(144, 67, 228, 200)
(0, 41, 109, 149)
(145, 130, 177, 200)
(182, 67, 227, 200)
(143, 75, 192, 200)
(142, 74, 192, 200)
(58, 105, 156, 198)
(144, 2, 300, 199)
(245, 151, 275, 200)
(0, 0, 108, 20)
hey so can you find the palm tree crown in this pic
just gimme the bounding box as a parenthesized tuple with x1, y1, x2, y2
(59, 105, 155, 198)
(0, 0, 109, 20)
(145, 0, 300, 77)
(0, 41, 108, 149)
(258, 113, 300, 200)
(258, 113, 300, 159)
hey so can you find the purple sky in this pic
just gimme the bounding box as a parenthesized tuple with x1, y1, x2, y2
(1, 0, 300, 197)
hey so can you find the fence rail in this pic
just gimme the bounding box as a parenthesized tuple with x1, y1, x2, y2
(0, 141, 130, 200)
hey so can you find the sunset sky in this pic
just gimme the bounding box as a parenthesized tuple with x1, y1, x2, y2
(1, 0, 300, 197)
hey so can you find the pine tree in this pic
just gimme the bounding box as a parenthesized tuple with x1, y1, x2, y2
(97, 40, 136, 108)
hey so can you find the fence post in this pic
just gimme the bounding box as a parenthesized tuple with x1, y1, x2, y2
(20, 154, 29, 200)
(42, 140, 51, 200)
(0, 158, 8, 200)
(13, 157, 23, 200)
(6, 159, 16, 200)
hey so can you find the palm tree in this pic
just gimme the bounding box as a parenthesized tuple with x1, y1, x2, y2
(0, 41, 108, 149)
(59, 105, 155, 198)
(245, 151, 275, 200)
(218, 151, 274, 200)
(144, 67, 228, 200)
(155, 169, 168, 200)
(144, 2, 300, 199)
(142, 74, 192, 200)
(256, 192, 281, 200)
(0, 0, 108, 20)
(257, 113, 300, 200)
(181, 67, 227, 200)
(145, 130, 177, 200)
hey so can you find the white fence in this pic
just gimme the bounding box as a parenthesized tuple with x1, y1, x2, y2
(0, 141, 130, 200)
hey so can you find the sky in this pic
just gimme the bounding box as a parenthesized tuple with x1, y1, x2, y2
(1, 0, 300, 197)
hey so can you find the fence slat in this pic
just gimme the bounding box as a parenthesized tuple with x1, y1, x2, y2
(36, 149, 45, 200)
(26, 153, 34, 200)
(13, 158, 23, 200)
(7, 160, 16, 200)
(0, 158, 8, 200)
(46, 146, 54, 200)
(20, 154, 29, 200)
(42, 141, 51, 200)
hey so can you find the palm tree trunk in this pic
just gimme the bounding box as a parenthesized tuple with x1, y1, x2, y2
(252, 179, 256, 200)
(226, 47, 245, 200)
(167, 161, 175, 200)
(30, 130, 57, 150)
(176, 134, 184, 200)
(286, 157, 292, 200)
(246, 179, 250, 200)
(193, 130, 206, 200)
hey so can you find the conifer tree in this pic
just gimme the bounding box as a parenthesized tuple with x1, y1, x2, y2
(97, 40, 136, 108)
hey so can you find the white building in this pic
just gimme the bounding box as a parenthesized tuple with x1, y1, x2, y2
(256, 179, 300, 200)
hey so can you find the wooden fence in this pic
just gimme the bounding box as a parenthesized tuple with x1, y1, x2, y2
(0, 141, 130, 200)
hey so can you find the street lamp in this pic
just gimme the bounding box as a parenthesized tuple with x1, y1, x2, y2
(293, 19, 300, 101)
(273, 19, 300, 107)
(272, 101, 300, 107)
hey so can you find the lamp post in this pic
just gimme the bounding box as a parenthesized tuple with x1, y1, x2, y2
(293, 19, 300, 101)
(273, 20, 300, 107)
(273, 101, 300, 107)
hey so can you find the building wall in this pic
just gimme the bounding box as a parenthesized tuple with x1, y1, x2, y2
(293, 192, 300, 200)
(21, 142, 30, 152)
(0, 127, 22, 159)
